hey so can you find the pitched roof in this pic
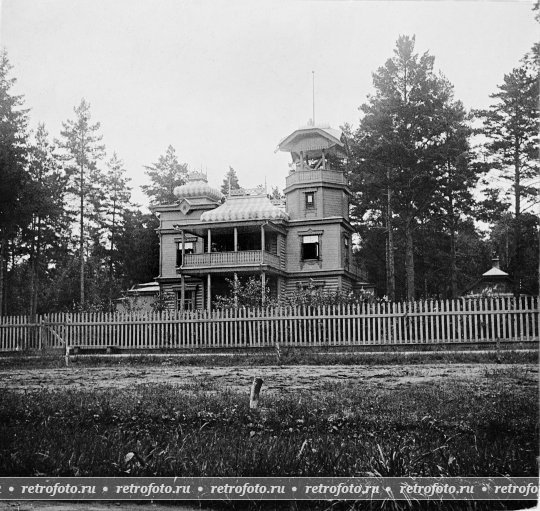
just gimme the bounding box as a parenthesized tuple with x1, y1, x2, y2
(482, 266, 510, 277)
(127, 282, 160, 294)
(200, 195, 289, 222)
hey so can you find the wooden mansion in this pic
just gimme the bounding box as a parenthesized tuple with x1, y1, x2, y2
(151, 124, 371, 310)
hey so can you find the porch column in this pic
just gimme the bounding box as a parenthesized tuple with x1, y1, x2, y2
(207, 273, 212, 310)
(207, 229, 212, 253)
(180, 274, 185, 311)
(181, 230, 186, 266)
(260, 224, 265, 254)
(234, 227, 238, 252)
(261, 271, 266, 305)
(180, 230, 185, 311)
(234, 272, 238, 307)
(300, 151, 304, 170)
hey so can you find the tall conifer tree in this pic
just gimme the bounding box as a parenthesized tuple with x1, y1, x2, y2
(142, 146, 187, 205)
(0, 50, 29, 315)
(351, 36, 475, 299)
(57, 99, 105, 307)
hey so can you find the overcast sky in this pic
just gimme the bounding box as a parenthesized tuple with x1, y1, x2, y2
(1, 0, 537, 209)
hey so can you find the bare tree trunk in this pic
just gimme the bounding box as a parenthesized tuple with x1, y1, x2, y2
(0, 231, 5, 316)
(404, 218, 415, 301)
(80, 161, 85, 307)
(514, 142, 521, 298)
(386, 184, 395, 301)
(449, 194, 458, 299)
(450, 226, 458, 299)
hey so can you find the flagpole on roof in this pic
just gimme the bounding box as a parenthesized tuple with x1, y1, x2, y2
(312, 70, 315, 126)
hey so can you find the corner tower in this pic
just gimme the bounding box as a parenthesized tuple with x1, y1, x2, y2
(277, 124, 362, 295)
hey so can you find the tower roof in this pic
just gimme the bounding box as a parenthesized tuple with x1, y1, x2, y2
(276, 124, 346, 158)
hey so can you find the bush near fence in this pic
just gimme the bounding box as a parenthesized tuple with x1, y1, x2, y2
(0, 297, 538, 352)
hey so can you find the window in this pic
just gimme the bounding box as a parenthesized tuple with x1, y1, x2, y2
(176, 241, 194, 266)
(305, 192, 315, 209)
(302, 235, 319, 260)
(177, 290, 196, 310)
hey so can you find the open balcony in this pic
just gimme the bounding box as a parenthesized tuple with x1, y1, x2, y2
(285, 169, 347, 189)
(181, 250, 281, 272)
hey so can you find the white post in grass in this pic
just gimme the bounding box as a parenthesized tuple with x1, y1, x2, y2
(250, 377, 264, 409)
(64, 338, 69, 367)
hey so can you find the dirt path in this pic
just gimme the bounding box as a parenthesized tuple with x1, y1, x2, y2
(0, 363, 537, 393)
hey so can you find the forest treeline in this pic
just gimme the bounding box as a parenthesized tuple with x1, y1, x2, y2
(0, 32, 538, 314)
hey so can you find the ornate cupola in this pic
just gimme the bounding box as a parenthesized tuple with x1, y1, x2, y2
(277, 123, 347, 173)
(172, 172, 222, 216)
(174, 172, 222, 202)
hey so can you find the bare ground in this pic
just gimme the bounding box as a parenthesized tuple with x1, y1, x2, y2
(0, 363, 537, 394)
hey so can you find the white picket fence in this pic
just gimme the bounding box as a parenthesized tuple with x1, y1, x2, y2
(0, 297, 538, 352)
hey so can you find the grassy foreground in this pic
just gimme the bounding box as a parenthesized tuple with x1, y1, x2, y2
(0, 365, 537, 510)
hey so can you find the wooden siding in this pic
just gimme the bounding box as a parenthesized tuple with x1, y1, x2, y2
(285, 224, 343, 273)
(284, 276, 341, 296)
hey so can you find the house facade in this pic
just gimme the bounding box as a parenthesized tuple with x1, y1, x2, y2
(153, 124, 371, 310)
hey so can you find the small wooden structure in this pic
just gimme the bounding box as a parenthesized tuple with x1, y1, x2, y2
(465, 258, 514, 297)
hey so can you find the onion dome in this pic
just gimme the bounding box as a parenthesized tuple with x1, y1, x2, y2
(174, 172, 222, 202)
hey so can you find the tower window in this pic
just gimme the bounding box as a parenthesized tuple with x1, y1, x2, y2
(302, 235, 319, 260)
(305, 192, 315, 209)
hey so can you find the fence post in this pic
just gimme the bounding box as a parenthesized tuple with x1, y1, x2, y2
(64, 324, 69, 367)
(38, 315, 43, 351)
(250, 377, 264, 409)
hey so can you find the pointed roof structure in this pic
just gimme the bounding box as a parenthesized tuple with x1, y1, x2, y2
(276, 124, 347, 159)
(463, 257, 514, 297)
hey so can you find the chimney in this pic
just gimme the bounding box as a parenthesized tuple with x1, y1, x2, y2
(492, 257, 500, 269)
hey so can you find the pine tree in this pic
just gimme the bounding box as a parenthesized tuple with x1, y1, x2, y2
(116, 210, 159, 285)
(221, 166, 241, 195)
(0, 50, 29, 315)
(351, 36, 476, 300)
(475, 68, 539, 218)
(24, 124, 70, 315)
(142, 145, 187, 205)
(475, 65, 539, 295)
(56, 99, 105, 307)
(89, 152, 134, 302)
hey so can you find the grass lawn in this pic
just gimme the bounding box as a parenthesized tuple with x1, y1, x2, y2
(0, 353, 537, 510)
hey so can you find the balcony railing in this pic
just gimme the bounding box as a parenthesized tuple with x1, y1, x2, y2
(285, 169, 347, 188)
(182, 250, 280, 270)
